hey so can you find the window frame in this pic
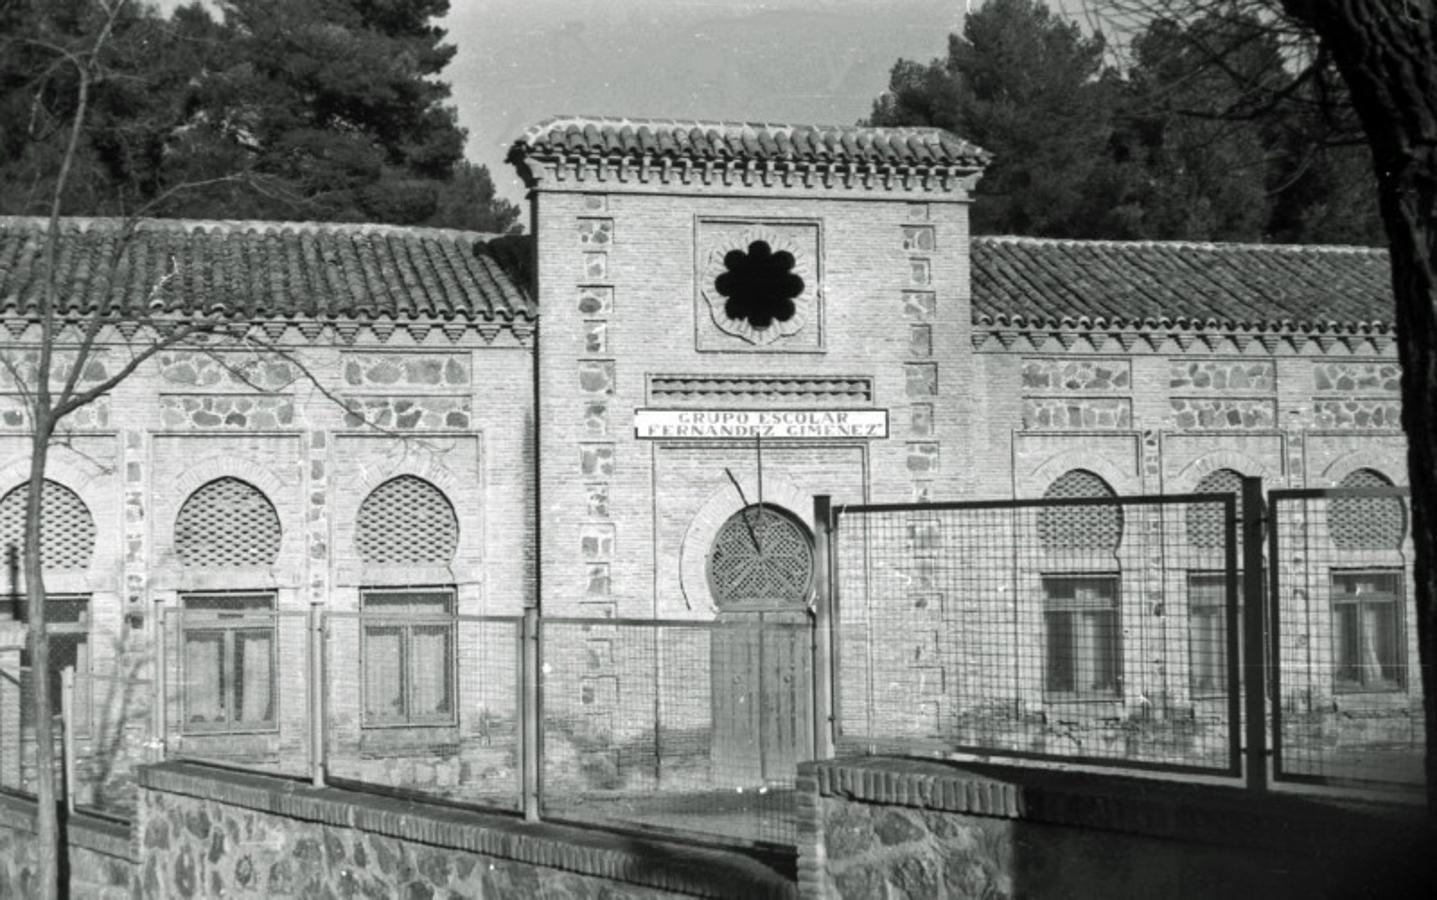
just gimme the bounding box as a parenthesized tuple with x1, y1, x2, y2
(177, 592, 279, 735)
(1040, 573, 1122, 702)
(20, 595, 92, 738)
(1187, 572, 1237, 700)
(1329, 569, 1405, 694)
(359, 586, 459, 729)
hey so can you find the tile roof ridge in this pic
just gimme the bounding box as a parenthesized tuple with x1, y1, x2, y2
(0, 215, 508, 245)
(517, 114, 954, 140)
(972, 233, 1387, 256)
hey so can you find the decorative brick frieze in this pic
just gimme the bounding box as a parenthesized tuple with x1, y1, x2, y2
(160, 395, 294, 429)
(583, 251, 609, 280)
(0, 349, 110, 389)
(974, 327, 1394, 356)
(1312, 399, 1403, 430)
(648, 374, 872, 405)
(584, 563, 611, 597)
(579, 444, 615, 478)
(583, 400, 609, 436)
(901, 225, 936, 252)
(1022, 358, 1131, 392)
(583, 321, 608, 354)
(1141, 429, 1161, 493)
(577, 218, 614, 246)
(903, 291, 936, 322)
(159, 351, 297, 390)
(580, 524, 615, 561)
(307, 430, 329, 598)
(585, 483, 610, 519)
(577, 286, 614, 315)
(0, 394, 109, 429)
(1314, 361, 1401, 393)
(1169, 360, 1274, 392)
(909, 404, 934, 436)
(340, 396, 469, 430)
(904, 364, 938, 398)
(1170, 398, 1276, 430)
(908, 324, 933, 358)
(341, 352, 470, 388)
(1022, 398, 1131, 430)
(578, 360, 616, 395)
(906, 442, 940, 474)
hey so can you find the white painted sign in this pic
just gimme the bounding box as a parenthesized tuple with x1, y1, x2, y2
(634, 408, 888, 440)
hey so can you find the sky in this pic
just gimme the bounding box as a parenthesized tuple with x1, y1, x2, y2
(440, 0, 965, 204)
(152, 1, 1100, 206)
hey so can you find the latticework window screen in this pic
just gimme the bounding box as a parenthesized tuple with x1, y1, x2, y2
(1187, 468, 1244, 549)
(1330, 468, 1406, 550)
(175, 478, 282, 567)
(355, 475, 458, 565)
(1038, 469, 1123, 552)
(707, 504, 813, 606)
(0, 480, 96, 570)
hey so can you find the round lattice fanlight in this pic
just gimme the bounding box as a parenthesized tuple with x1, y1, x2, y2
(355, 475, 458, 565)
(175, 478, 282, 567)
(1330, 468, 1406, 550)
(1038, 469, 1123, 553)
(1186, 468, 1244, 549)
(707, 504, 814, 607)
(0, 480, 95, 571)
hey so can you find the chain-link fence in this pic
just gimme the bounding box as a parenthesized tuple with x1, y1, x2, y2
(0, 660, 35, 795)
(158, 603, 313, 779)
(12, 483, 1418, 844)
(539, 616, 809, 846)
(322, 610, 522, 810)
(66, 669, 155, 818)
(832, 493, 1243, 776)
(1269, 487, 1425, 788)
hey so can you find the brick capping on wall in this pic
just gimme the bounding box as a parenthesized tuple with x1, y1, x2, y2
(0, 791, 136, 862)
(138, 760, 797, 900)
(801, 756, 1424, 856)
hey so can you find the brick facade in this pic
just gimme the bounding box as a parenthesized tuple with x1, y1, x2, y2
(0, 116, 1416, 811)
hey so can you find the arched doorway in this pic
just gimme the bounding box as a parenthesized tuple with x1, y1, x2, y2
(707, 503, 814, 785)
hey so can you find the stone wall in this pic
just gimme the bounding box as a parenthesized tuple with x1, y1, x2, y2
(798, 756, 1431, 900)
(135, 760, 796, 900)
(0, 792, 137, 899)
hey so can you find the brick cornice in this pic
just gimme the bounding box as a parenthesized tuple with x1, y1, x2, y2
(0, 318, 535, 349)
(972, 326, 1396, 357)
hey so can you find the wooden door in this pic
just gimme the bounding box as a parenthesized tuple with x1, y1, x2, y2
(707, 504, 815, 786)
(711, 613, 813, 785)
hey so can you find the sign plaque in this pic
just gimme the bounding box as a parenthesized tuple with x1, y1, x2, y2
(634, 408, 888, 440)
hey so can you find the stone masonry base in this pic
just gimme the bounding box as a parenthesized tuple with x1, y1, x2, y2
(798, 756, 1431, 900)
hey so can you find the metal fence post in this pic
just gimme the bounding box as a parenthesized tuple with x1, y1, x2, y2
(60, 665, 75, 814)
(308, 603, 326, 788)
(521, 607, 540, 821)
(153, 604, 167, 760)
(1241, 476, 1268, 791)
(812, 495, 835, 760)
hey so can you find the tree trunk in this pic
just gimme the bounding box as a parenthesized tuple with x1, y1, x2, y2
(1280, 0, 1437, 808)
(24, 418, 59, 899)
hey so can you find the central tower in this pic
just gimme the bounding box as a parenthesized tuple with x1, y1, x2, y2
(508, 115, 988, 621)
